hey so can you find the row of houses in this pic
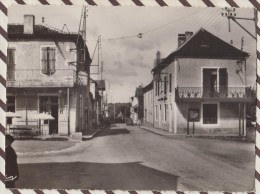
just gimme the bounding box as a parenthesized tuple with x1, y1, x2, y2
(6, 15, 106, 137)
(139, 28, 254, 135)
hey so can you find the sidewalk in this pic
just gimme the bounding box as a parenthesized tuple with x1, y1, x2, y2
(139, 126, 185, 138)
(13, 128, 103, 156)
(139, 125, 247, 141)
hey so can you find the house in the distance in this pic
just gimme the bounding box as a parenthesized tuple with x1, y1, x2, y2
(7, 15, 92, 136)
(152, 28, 252, 135)
(143, 81, 153, 127)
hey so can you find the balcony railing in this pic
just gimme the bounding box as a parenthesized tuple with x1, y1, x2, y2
(176, 87, 252, 99)
(7, 69, 76, 87)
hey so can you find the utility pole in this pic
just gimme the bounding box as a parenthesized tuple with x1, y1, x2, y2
(221, 7, 257, 40)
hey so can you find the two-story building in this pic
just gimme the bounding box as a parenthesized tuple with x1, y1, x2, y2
(7, 15, 92, 136)
(152, 28, 252, 135)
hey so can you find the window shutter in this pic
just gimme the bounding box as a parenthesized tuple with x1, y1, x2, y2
(169, 73, 172, 93)
(219, 68, 228, 97)
(41, 48, 48, 74)
(7, 49, 15, 65)
(49, 48, 56, 74)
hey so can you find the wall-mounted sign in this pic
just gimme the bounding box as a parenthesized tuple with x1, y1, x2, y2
(189, 109, 200, 122)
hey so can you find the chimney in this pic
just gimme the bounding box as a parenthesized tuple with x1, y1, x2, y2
(185, 31, 193, 41)
(24, 15, 35, 34)
(178, 34, 186, 47)
(154, 51, 161, 67)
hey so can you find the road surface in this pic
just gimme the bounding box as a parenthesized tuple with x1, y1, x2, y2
(16, 124, 255, 191)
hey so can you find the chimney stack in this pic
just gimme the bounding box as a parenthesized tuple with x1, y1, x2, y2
(24, 15, 35, 34)
(178, 34, 186, 47)
(154, 51, 161, 67)
(185, 31, 193, 40)
(178, 31, 193, 47)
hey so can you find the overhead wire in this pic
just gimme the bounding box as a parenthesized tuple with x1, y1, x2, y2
(86, 8, 209, 42)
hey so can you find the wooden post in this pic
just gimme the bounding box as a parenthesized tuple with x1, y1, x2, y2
(243, 102, 246, 136)
(238, 102, 241, 136)
(67, 87, 70, 136)
(187, 103, 189, 135)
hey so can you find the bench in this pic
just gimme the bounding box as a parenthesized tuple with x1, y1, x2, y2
(10, 125, 39, 140)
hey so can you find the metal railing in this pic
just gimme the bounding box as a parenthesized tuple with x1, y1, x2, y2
(176, 87, 252, 99)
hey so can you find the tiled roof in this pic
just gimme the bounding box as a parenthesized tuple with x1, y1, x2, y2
(152, 28, 250, 73)
(143, 81, 153, 92)
(8, 24, 79, 40)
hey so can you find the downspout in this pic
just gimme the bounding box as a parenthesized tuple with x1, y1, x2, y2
(153, 85, 154, 128)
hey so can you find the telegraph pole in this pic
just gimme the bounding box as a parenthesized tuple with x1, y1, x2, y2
(221, 7, 257, 40)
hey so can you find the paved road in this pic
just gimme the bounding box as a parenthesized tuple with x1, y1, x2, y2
(16, 124, 255, 191)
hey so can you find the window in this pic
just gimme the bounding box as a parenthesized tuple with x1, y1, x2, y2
(155, 82, 157, 96)
(7, 96, 15, 124)
(160, 105, 162, 120)
(164, 76, 167, 94)
(41, 47, 56, 75)
(157, 81, 160, 96)
(165, 104, 167, 121)
(155, 105, 158, 120)
(203, 103, 218, 124)
(7, 48, 15, 80)
(169, 73, 172, 93)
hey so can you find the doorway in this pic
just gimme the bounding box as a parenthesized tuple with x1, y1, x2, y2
(39, 96, 59, 134)
(203, 68, 218, 97)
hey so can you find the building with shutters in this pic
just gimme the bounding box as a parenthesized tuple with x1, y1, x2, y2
(151, 28, 253, 135)
(6, 15, 92, 136)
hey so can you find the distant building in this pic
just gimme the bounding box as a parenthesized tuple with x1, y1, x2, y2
(130, 96, 138, 125)
(143, 81, 153, 127)
(7, 15, 92, 136)
(151, 28, 252, 135)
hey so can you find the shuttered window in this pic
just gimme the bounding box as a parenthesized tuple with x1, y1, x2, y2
(169, 73, 172, 93)
(7, 49, 15, 80)
(41, 47, 56, 75)
(164, 76, 167, 94)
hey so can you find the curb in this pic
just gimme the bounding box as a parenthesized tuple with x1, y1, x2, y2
(82, 129, 102, 141)
(138, 126, 179, 137)
(17, 129, 104, 156)
(17, 141, 84, 156)
(139, 126, 248, 142)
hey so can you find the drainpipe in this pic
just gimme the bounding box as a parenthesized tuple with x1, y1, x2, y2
(67, 87, 70, 136)
(153, 88, 154, 128)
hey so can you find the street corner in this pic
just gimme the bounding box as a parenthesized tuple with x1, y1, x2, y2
(13, 139, 83, 156)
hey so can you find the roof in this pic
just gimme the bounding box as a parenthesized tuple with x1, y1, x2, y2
(117, 111, 124, 118)
(152, 28, 250, 73)
(8, 24, 83, 42)
(96, 80, 106, 91)
(143, 81, 153, 93)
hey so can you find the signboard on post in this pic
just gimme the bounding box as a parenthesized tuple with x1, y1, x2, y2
(189, 109, 200, 122)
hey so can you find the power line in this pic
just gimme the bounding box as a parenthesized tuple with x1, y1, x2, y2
(86, 8, 208, 42)
(203, 9, 221, 29)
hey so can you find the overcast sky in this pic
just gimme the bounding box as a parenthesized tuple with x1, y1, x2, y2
(8, 6, 256, 103)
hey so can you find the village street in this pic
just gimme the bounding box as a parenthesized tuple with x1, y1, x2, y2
(15, 123, 255, 191)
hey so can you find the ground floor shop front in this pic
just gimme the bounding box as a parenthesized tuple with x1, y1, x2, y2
(7, 87, 91, 136)
(152, 100, 249, 135)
